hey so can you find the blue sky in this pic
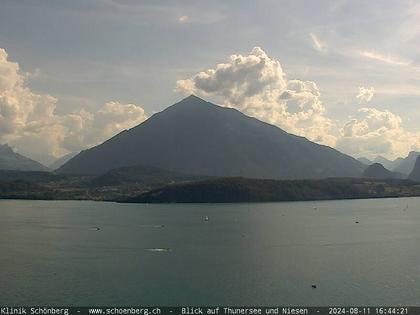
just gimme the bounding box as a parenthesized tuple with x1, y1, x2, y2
(1, 0, 420, 163)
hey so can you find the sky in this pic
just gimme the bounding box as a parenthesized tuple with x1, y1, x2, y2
(1, 0, 420, 164)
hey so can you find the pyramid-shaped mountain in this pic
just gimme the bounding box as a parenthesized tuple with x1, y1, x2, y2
(58, 95, 364, 179)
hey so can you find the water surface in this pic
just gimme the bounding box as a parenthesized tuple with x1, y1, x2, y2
(1, 198, 419, 305)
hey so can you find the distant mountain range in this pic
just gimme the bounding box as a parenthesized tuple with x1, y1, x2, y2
(0, 144, 48, 171)
(357, 157, 372, 165)
(373, 156, 402, 171)
(409, 156, 420, 182)
(393, 151, 420, 175)
(358, 151, 420, 176)
(48, 152, 78, 170)
(58, 95, 365, 179)
(362, 163, 404, 180)
(3, 95, 420, 204)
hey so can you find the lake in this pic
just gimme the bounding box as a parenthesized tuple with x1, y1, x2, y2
(0, 198, 419, 306)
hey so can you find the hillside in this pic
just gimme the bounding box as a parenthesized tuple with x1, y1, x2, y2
(408, 156, 420, 182)
(394, 151, 420, 175)
(371, 156, 402, 170)
(58, 95, 364, 179)
(49, 152, 78, 170)
(0, 170, 64, 182)
(0, 144, 49, 171)
(357, 157, 372, 165)
(90, 164, 208, 188)
(124, 177, 420, 203)
(362, 163, 404, 179)
(0, 165, 207, 201)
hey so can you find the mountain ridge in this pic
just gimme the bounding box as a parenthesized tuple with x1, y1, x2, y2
(393, 151, 420, 175)
(358, 151, 420, 176)
(362, 163, 404, 179)
(58, 95, 365, 179)
(124, 177, 420, 203)
(408, 156, 420, 182)
(0, 144, 49, 171)
(49, 152, 78, 170)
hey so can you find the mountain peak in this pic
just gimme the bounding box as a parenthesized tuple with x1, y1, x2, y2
(185, 94, 205, 101)
(58, 96, 364, 178)
(363, 162, 396, 179)
(0, 143, 49, 171)
(174, 94, 212, 108)
(0, 143, 13, 153)
(408, 151, 419, 157)
(162, 94, 226, 116)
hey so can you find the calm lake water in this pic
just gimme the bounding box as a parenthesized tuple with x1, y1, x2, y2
(1, 198, 420, 306)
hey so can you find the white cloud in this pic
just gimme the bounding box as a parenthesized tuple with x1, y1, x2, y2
(0, 48, 147, 164)
(337, 107, 420, 159)
(356, 86, 375, 103)
(359, 50, 411, 66)
(176, 47, 336, 147)
(3, 45, 419, 163)
(176, 47, 420, 159)
(178, 15, 189, 23)
(310, 33, 327, 53)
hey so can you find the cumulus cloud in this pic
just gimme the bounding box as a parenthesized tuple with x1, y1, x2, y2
(176, 47, 420, 159)
(356, 86, 375, 103)
(176, 47, 336, 146)
(337, 107, 420, 159)
(0, 48, 147, 164)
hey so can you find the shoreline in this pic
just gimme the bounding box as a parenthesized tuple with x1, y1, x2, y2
(1, 193, 419, 204)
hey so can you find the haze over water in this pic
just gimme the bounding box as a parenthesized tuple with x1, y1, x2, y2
(1, 198, 419, 305)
